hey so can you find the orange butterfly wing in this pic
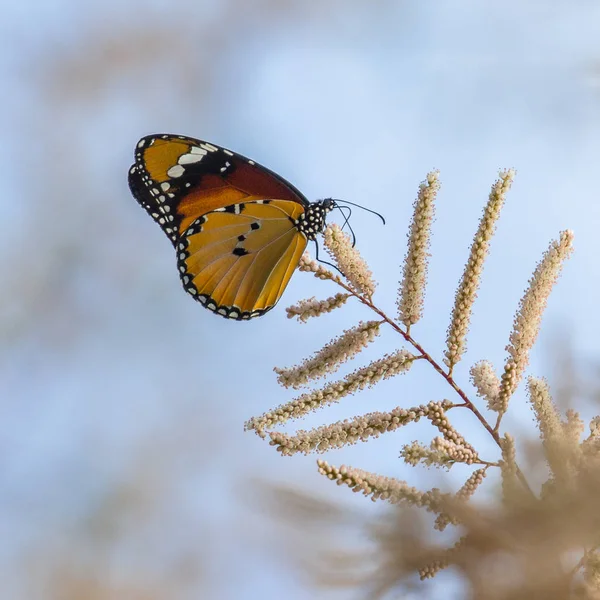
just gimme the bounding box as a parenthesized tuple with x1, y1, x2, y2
(128, 134, 309, 244)
(177, 200, 308, 319)
(129, 134, 319, 319)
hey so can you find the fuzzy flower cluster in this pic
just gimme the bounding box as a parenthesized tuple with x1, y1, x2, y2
(434, 469, 487, 531)
(581, 418, 600, 468)
(421, 403, 481, 465)
(400, 402, 478, 469)
(444, 169, 515, 369)
(496, 230, 574, 413)
(324, 224, 376, 297)
(400, 440, 454, 468)
(268, 402, 436, 456)
(469, 360, 501, 411)
(564, 408, 585, 450)
(430, 437, 479, 465)
(274, 320, 381, 389)
(297, 254, 339, 282)
(285, 293, 350, 322)
(317, 460, 447, 511)
(527, 377, 583, 486)
(582, 552, 600, 597)
(499, 433, 521, 506)
(245, 349, 415, 434)
(397, 170, 440, 328)
(427, 403, 473, 449)
(444, 170, 514, 369)
(401, 438, 478, 468)
(418, 537, 467, 580)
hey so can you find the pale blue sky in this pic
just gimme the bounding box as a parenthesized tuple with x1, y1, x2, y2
(2, 1, 600, 598)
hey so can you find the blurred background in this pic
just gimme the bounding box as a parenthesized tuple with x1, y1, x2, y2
(3, 1, 600, 598)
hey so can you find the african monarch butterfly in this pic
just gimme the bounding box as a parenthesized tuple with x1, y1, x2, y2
(128, 134, 335, 320)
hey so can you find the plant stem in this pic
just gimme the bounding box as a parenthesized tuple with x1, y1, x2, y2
(337, 281, 535, 497)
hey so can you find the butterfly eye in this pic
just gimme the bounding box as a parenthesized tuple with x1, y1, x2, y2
(322, 198, 336, 212)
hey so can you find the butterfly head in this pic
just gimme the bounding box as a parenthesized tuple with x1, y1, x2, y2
(297, 198, 336, 240)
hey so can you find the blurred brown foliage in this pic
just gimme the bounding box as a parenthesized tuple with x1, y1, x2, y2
(261, 336, 600, 600)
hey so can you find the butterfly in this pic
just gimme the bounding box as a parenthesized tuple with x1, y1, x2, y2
(128, 134, 335, 320)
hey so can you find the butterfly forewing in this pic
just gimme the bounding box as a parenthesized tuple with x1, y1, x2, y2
(128, 134, 309, 245)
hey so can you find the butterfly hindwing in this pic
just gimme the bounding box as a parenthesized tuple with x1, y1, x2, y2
(176, 200, 308, 319)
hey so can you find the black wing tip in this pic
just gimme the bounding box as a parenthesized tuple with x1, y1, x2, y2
(136, 133, 200, 145)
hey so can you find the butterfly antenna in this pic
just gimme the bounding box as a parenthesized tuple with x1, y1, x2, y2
(335, 204, 356, 247)
(332, 199, 386, 225)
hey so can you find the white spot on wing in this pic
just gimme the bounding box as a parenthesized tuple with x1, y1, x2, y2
(167, 164, 185, 178)
(179, 153, 203, 165)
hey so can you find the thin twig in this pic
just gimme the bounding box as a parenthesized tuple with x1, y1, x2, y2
(331, 277, 536, 498)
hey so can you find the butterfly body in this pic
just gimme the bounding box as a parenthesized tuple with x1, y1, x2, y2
(129, 134, 333, 320)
